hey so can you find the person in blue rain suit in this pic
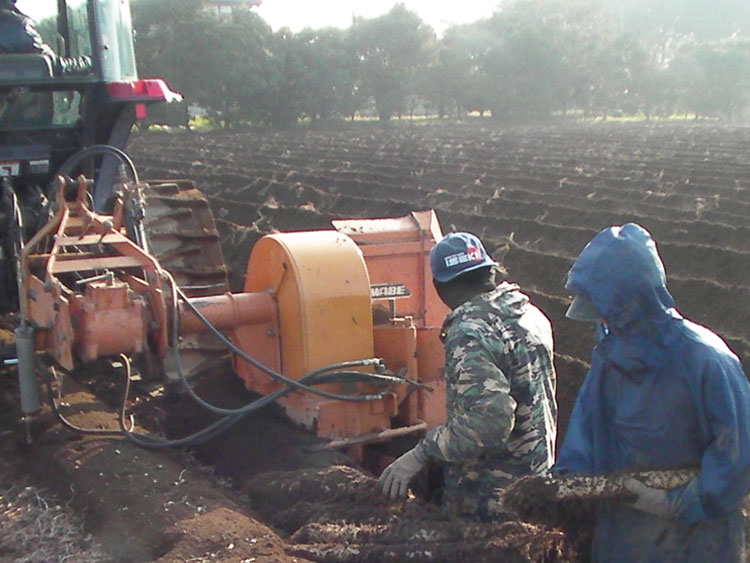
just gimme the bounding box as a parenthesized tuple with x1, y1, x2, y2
(554, 222, 750, 562)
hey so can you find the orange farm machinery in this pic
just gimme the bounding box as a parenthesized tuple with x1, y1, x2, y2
(1, 0, 450, 462)
(16, 176, 449, 460)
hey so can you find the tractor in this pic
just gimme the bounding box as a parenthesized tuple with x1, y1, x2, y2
(1, 0, 193, 314)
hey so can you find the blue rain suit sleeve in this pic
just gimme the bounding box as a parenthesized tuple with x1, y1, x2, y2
(668, 347, 750, 524)
(552, 325, 608, 476)
(551, 372, 595, 475)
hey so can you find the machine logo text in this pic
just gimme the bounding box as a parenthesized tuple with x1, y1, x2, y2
(371, 283, 411, 299)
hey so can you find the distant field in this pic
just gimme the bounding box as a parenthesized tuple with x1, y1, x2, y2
(132, 119, 750, 408)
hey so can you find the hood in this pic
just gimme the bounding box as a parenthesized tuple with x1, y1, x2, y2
(566, 223, 676, 335)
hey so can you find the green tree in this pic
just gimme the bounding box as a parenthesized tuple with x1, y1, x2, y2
(477, 1, 571, 120)
(131, 0, 205, 126)
(258, 29, 306, 128)
(191, 9, 276, 128)
(609, 0, 750, 42)
(291, 28, 360, 123)
(478, 0, 653, 120)
(351, 4, 436, 121)
(670, 39, 750, 119)
(422, 22, 492, 118)
(132, 0, 275, 128)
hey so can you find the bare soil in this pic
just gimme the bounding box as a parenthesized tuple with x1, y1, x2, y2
(3, 119, 750, 561)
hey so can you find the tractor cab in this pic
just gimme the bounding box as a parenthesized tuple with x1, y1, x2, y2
(0, 0, 179, 312)
(0, 0, 179, 208)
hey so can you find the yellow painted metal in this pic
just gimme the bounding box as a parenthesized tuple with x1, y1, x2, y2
(243, 230, 373, 381)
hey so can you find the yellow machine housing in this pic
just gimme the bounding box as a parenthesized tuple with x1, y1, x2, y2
(234, 231, 387, 437)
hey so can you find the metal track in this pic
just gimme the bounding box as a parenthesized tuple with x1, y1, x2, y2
(141, 180, 230, 381)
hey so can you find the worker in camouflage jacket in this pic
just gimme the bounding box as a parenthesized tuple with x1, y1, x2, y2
(378, 232, 557, 520)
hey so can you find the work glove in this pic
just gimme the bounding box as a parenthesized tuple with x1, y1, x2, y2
(623, 478, 672, 519)
(378, 443, 428, 500)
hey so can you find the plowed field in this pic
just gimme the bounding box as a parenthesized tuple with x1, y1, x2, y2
(132, 119, 750, 432)
(2, 120, 749, 561)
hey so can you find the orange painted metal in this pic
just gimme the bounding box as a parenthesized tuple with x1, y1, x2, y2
(271, 391, 398, 441)
(372, 319, 419, 424)
(21, 177, 169, 369)
(185, 291, 282, 387)
(231, 313, 281, 386)
(230, 211, 450, 441)
(179, 292, 275, 334)
(22, 183, 451, 450)
(73, 279, 148, 361)
(416, 327, 447, 428)
(235, 230, 398, 439)
(238, 231, 374, 392)
(333, 209, 446, 327)
(334, 210, 449, 430)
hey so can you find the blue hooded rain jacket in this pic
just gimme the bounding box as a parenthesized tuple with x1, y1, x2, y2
(553, 223, 750, 562)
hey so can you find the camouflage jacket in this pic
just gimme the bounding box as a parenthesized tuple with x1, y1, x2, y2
(420, 282, 557, 479)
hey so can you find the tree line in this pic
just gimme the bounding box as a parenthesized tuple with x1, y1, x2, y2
(131, 0, 750, 128)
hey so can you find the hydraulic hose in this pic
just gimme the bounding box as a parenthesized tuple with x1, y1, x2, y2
(167, 273, 399, 408)
(116, 273, 413, 449)
(45, 362, 133, 437)
(120, 357, 397, 448)
(57, 144, 139, 184)
(55, 144, 140, 214)
(32, 150, 413, 448)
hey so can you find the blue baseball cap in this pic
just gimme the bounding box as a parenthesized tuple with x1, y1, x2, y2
(430, 232, 498, 283)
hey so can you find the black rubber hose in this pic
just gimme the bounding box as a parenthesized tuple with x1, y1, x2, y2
(57, 144, 139, 184)
(119, 275, 408, 448)
(44, 363, 133, 437)
(119, 360, 347, 448)
(170, 276, 393, 406)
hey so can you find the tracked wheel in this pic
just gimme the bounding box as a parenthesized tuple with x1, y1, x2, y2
(141, 180, 230, 381)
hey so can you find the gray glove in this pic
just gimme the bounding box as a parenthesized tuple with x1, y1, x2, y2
(623, 478, 672, 519)
(378, 444, 428, 500)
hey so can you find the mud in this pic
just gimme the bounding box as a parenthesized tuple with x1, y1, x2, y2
(246, 466, 574, 561)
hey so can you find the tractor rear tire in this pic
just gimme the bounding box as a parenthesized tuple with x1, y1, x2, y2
(141, 180, 231, 381)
